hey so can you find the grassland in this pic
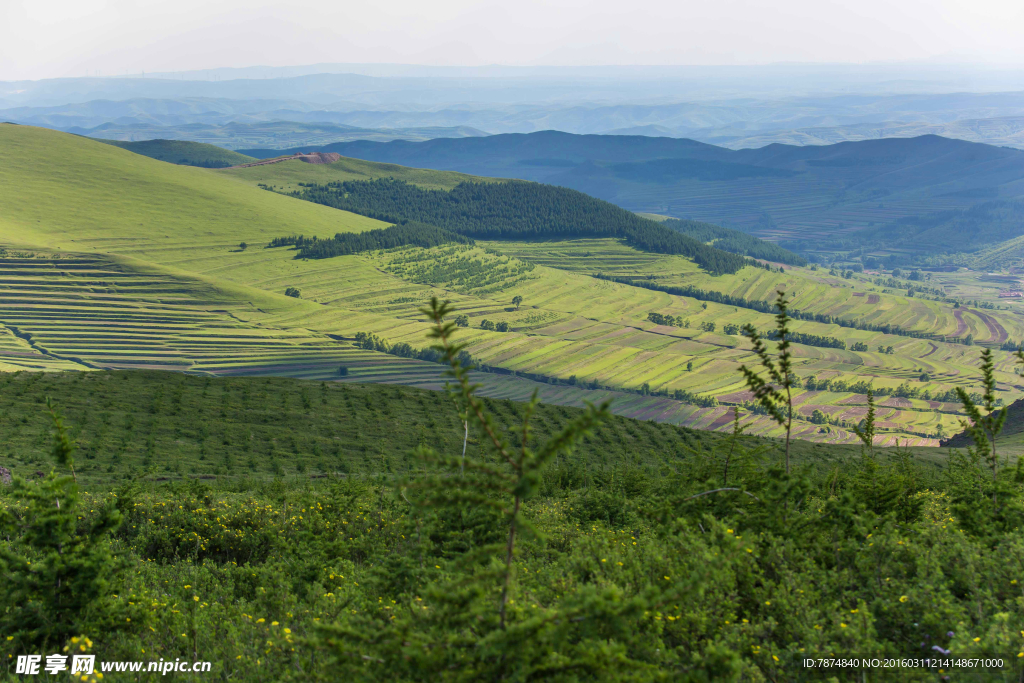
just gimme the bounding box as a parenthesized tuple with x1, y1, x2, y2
(1, 124, 1016, 448)
(0, 124, 385, 257)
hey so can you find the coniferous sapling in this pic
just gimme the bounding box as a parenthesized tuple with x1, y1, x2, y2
(0, 400, 124, 652)
(417, 297, 611, 627)
(852, 388, 876, 458)
(739, 290, 796, 473)
(956, 348, 1007, 483)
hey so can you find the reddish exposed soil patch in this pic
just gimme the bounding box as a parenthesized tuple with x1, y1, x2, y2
(717, 390, 755, 403)
(794, 390, 827, 404)
(853, 292, 864, 297)
(797, 405, 845, 418)
(921, 342, 938, 358)
(953, 310, 969, 337)
(867, 294, 880, 304)
(925, 400, 962, 412)
(231, 152, 342, 168)
(973, 309, 1008, 343)
(880, 397, 912, 408)
(707, 409, 739, 430)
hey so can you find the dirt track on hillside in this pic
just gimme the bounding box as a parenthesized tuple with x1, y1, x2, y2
(230, 152, 342, 169)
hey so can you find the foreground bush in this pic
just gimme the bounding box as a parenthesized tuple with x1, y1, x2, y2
(0, 297, 1022, 681)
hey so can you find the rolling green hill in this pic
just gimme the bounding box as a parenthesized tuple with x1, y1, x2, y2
(96, 138, 255, 167)
(0, 124, 384, 257)
(283, 178, 752, 274)
(224, 155, 804, 266)
(221, 152, 490, 191)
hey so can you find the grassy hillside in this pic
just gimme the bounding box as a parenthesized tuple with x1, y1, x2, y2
(96, 138, 255, 167)
(1, 238, 975, 446)
(282, 178, 751, 274)
(0, 124, 384, 257)
(488, 238, 1024, 347)
(221, 154, 490, 192)
(942, 396, 1024, 455)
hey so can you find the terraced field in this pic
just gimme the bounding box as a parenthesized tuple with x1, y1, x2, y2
(0, 321, 83, 372)
(0, 241, 965, 445)
(0, 254, 344, 373)
(181, 239, 984, 444)
(489, 238, 1024, 346)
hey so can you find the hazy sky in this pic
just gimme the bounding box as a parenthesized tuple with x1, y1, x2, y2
(2, 0, 1023, 81)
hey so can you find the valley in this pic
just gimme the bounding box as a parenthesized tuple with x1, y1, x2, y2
(5, 124, 1024, 450)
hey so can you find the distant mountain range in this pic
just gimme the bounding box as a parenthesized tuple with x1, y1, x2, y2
(5, 84, 1024, 150)
(695, 116, 1024, 150)
(239, 131, 1024, 258)
(72, 120, 485, 149)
